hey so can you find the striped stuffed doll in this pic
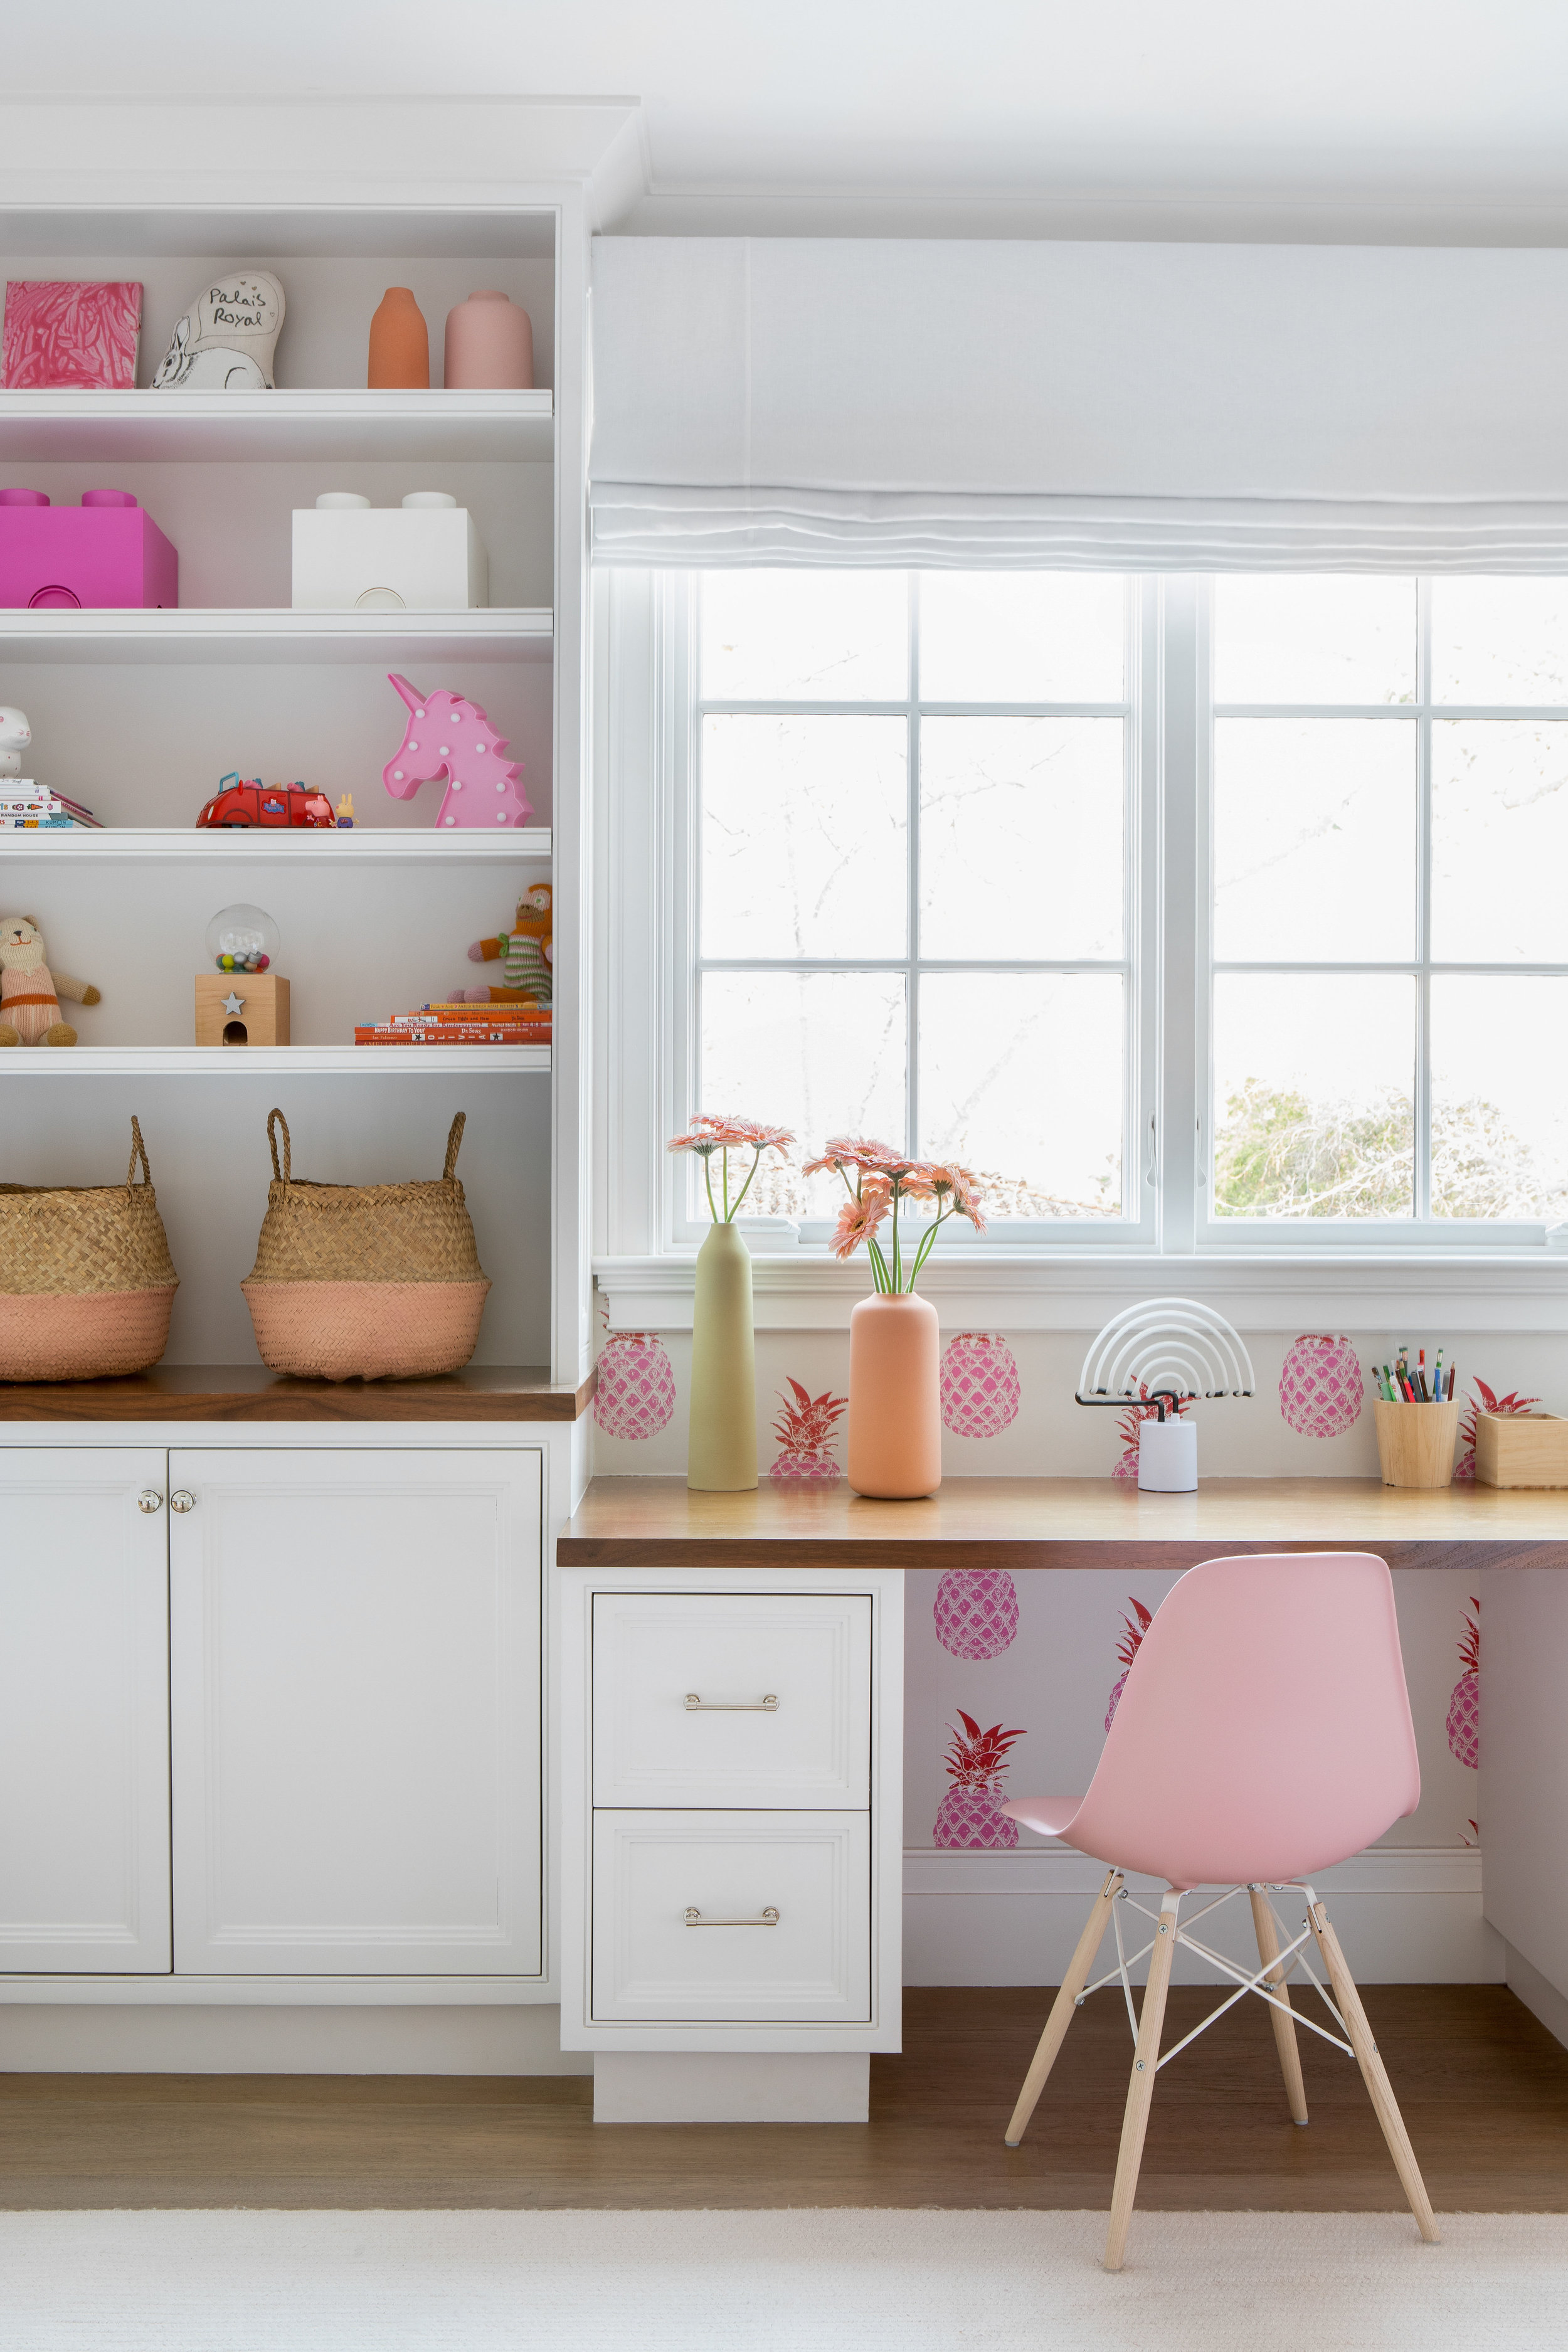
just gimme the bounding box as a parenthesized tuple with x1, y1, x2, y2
(453, 883, 551, 1007)
(0, 914, 100, 1046)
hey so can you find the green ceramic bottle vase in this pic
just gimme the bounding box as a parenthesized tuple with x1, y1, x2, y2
(687, 1218, 758, 1491)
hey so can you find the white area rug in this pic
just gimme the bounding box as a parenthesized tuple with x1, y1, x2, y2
(1, 2209, 1565, 2351)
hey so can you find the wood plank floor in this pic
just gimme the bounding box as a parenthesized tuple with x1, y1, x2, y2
(3, 1988, 1565, 2211)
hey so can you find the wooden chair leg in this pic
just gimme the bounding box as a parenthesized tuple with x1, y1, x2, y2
(1249, 1886, 1308, 2126)
(1005, 1869, 1124, 2148)
(1307, 1899, 1439, 2244)
(1103, 1890, 1179, 2272)
(1004, 1870, 1123, 2147)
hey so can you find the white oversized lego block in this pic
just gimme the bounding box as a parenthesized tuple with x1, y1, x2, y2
(291, 506, 489, 612)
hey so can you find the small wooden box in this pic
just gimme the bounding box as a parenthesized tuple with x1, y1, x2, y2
(194, 972, 290, 1047)
(1372, 1398, 1459, 1488)
(1475, 1411, 1568, 1489)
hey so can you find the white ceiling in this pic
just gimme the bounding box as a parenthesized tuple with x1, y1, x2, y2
(13, 1, 1568, 241)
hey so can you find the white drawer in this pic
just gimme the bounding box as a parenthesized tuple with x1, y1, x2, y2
(591, 1592, 872, 1809)
(591, 1810, 872, 2024)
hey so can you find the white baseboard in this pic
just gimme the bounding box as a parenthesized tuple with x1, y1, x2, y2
(1503, 1941, 1568, 2052)
(593, 2052, 869, 2123)
(903, 1846, 1503, 1986)
(0, 2003, 594, 2076)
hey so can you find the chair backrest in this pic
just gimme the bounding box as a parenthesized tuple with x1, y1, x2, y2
(1067, 1552, 1420, 1889)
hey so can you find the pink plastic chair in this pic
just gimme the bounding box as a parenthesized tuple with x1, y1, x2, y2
(1000, 1552, 1437, 2270)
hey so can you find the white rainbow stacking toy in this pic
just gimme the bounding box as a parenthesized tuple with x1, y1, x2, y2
(1076, 1297, 1256, 1490)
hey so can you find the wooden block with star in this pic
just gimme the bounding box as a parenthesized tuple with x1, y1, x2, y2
(194, 972, 290, 1046)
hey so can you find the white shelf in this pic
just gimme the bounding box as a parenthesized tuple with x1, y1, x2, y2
(0, 608, 553, 665)
(1, 1046, 551, 1076)
(0, 388, 554, 464)
(4, 827, 552, 862)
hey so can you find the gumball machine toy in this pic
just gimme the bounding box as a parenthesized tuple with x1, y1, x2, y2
(195, 903, 289, 1046)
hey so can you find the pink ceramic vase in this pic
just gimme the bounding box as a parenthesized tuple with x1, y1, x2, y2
(847, 1292, 942, 1498)
(443, 291, 534, 389)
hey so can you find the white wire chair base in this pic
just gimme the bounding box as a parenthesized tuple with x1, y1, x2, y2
(1081, 1880, 1355, 2071)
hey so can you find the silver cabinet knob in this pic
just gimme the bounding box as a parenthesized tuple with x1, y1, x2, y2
(169, 1490, 196, 1514)
(137, 1489, 163, 1514)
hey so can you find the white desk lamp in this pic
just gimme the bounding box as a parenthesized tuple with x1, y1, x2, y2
(1076, 1298, 1256, 1491)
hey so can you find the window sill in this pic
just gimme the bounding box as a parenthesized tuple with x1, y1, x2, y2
(594, 1248, 1568, 1333)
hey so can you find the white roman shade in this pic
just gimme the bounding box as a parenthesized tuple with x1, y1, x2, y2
(591, 236, 1568, 570)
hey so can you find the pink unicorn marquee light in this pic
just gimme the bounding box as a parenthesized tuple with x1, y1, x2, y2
(381, 672, 532, 830)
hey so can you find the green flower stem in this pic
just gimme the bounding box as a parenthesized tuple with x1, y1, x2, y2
(702, 1153, 719, 1224)
(722, 1148, 731, 1221)
(728, 1146, 763, 1218)
(867, 1236, 891, 1293)
(908, 1206, 951, 1287)
(891, 1189, 903, 1292)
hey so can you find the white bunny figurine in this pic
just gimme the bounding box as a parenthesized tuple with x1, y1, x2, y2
(0, 707, 32, 778)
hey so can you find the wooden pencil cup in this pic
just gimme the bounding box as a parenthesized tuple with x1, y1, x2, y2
(1373, 1398, 1459, 1488)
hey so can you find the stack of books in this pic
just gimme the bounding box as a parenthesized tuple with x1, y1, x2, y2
(354, 1002, 551, 1048)
(1, 782, 101, 829)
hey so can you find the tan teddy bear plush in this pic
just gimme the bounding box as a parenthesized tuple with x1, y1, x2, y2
(450, 882, 552, 1007)
(0, 915, 101, 1046)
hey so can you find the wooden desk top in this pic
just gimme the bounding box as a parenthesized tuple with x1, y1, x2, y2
(558, 1475, 1568, 1573)
(0, 1364, 594, 1424)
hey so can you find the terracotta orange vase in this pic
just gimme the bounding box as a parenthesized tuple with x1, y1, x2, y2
(847, 1291, 942, 1498)
(368, 287, 429, 389)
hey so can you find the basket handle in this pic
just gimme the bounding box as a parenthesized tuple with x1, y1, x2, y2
(267, 1108, 292, 1184)
(443, 1112, 467, 1181)
(127, 1115, 152, 1191)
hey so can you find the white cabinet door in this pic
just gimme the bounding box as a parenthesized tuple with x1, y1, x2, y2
(170, 1448, 541, 1976)
(0, 1448, 171, 1973)
(592, 1811, 872, 2024)
(593, 1593, 872, 1809)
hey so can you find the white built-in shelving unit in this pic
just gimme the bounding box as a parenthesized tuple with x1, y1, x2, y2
(0, 132, 594, 1382)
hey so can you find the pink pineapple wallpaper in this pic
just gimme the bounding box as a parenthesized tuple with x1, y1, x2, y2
(2, 280, 142, 389)
(768, 1378, 846, 1481)
(933, 1714, 1025, 1848)
(940, 1332, 1021, 1438)
(1279, 1332, 1364, 1437)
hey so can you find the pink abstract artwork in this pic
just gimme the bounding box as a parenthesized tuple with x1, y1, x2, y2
(2, 281, 143, 391)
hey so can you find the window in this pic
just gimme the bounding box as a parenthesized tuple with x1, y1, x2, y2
(605, 566, 1568, 1258)
(1205, 576, 1568, 1238)
(682, 569, 1154, 1241)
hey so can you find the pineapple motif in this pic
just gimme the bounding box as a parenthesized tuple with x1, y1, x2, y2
(1454, 1378, 1540, 1483)
(1447, 1595, 1480, 1769)
(933, 1566, 1019, 1659)
(941, 1332, 1021, 1439)
(1105, 1596, 1153, 1731)
(1110, 1390, 1190, 1481)
(593, 1330, 676, 1441)
(1279, 1333, 1364, 1438)
(769, 1376, 847, 1481)
(933, 1712, 1026, 1848)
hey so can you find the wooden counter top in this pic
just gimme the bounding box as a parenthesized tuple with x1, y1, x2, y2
(0, 1364, 594, 1424)
(558, 1475, 1568, 1573)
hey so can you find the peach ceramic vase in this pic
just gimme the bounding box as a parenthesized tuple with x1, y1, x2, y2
(687, 1219, 758, 1491)
(443, 291, 534, 389)
(368, 288, 429, 389)
(847, 1291, 942, 1498)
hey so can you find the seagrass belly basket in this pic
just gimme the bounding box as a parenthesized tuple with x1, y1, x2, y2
(241, 1108, 490, 1381)
(0, 1115, 179, 1379)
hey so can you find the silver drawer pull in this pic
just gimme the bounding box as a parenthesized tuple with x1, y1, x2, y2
(684, 1906, 780, 1927)
(684, 1692, 778, 1712)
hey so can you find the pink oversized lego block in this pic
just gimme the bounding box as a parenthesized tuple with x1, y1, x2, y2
(0, 492, 178, 610)
(3, 281, 142, 390)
